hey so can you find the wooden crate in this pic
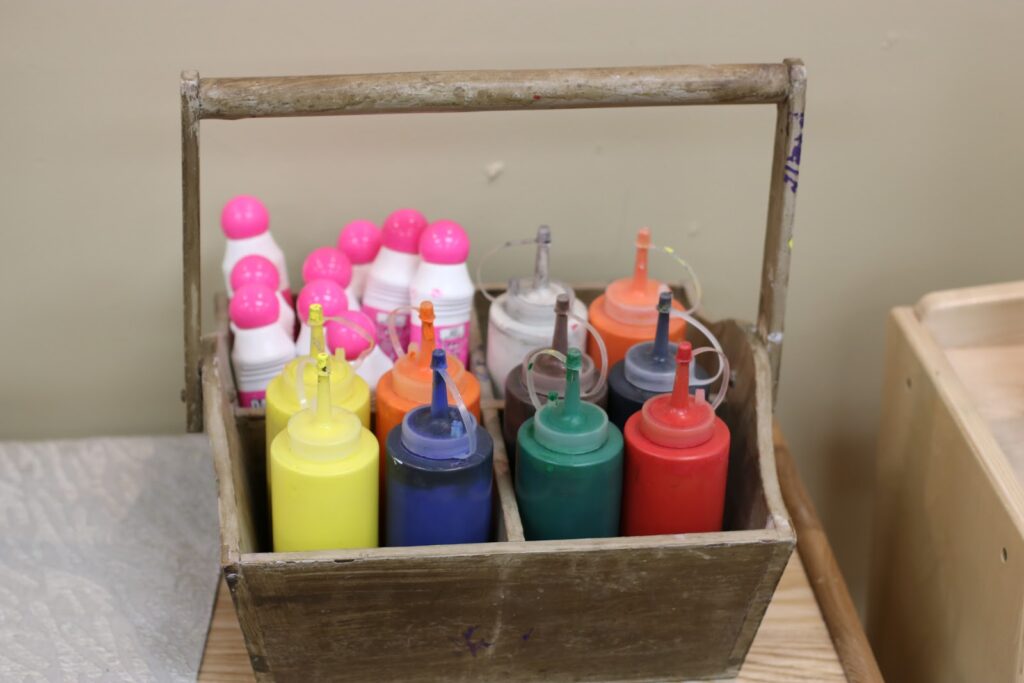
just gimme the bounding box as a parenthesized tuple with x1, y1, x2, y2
(183, 62, 807, 681)
(868, 281, 1024, 682)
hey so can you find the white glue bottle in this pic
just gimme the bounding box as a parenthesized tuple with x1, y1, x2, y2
(221, 195, 291, 300)
(230, 284, 296, 408)
(337, 219, 382, 306)
(295, 279, 349, 357)
(230, 254, 296, 339)
(409, 220, 474, 367)
(360, 208, 427, 361)
(481, 225, 588, 397)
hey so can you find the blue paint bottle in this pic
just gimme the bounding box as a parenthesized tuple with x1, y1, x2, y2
(386, 349, 494, 546)
(607, 292, 723, 432)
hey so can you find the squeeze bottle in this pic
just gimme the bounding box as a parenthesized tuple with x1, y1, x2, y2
(515, 348, 624, 540)
(587, 227, 698, 369)
(265, 303, 371, 455)
(229, 284, 295, 408)
(409, 220, 474, 366)
(270, 352, 378, 552)
(294, 279, 349, 357)
(375, 301, 481, 445)
(302, 246, 353, 304)
(481, 226, 588, 397)
(230, 254, 295, 338)
(502, 294, 609, 454)
(361, 209, 427, 359)
(385, 349, 493, 547)
(221, 195, 290, 299)
(337, 219, 382, 305)
(621, 342, 731, 536)
(607, 292, 724, 431)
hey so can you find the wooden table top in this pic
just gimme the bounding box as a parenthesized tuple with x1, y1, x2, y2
(199, 550, 844, 683)
(197, 427, 878, 682)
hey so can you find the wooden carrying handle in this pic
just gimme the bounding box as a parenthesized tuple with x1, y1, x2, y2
(181, 60, 806, 432)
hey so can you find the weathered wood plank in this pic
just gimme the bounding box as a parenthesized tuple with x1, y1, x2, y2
(757, 58, 805, 404)
(182, 70, 203, 432)
(197, 64, 790, 120)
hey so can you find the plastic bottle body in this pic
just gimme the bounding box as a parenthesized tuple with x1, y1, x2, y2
(409, 262, 474, 366)
(223, 232, 290, 299)
(231, 327, 295, 407)
(264, 363, 371, 450)
(502, 364, 607, 457)
(486, 293, 588, 397)
(361, 247, 419, 359)
(621, 413, 730, 535)
(515, 419, 624, 540)
(587, 293, 686, 369)
(385, 425, 493, 546)
(270, 428, 379, 551)
(349, 263, 372, 302)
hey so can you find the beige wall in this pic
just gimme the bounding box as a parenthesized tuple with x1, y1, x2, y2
(3, 0, 1023, 613)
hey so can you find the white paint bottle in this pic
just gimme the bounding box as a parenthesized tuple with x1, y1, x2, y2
(409, 220, 474, 366)
(230, 284, 296, 408)
(220, 195, 290, 299)
(482, 226, 588, 397)
(360, 209, 427, 360)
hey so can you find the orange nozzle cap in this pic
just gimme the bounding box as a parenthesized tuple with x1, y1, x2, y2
(632, 227, 652, 292)
(416, 301, 436, 367)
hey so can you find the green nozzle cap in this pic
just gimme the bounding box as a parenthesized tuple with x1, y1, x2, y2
(533, 348, 609, 454)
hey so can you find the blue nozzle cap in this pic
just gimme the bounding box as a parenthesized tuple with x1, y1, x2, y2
(623, 292, 677, 392)
(400, 348, 476, 459)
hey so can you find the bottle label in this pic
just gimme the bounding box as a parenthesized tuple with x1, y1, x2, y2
(238, 390, 267, 408)
(411, 321, 470, 366)
(362, 304, 408, 361)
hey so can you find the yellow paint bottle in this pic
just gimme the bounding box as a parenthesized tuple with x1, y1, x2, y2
(265, 303, 371, 454)
(270, 352, 379, 551)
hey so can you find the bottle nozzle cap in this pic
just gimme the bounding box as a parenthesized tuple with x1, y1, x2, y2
(400, 348, 477, 459)
(285, 350, 362, 460)
(603, 227, 664, 325)
(639, 341, 715, 448)
(532, 347, 609, 455)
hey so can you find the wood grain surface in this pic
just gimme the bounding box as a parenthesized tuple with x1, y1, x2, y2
(199, 552, 842, 683)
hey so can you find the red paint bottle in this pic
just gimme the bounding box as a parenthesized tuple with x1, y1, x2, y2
(622, 342, 731, 535)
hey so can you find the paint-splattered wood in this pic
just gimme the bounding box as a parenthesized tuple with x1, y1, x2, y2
(199, 551, 842, 683)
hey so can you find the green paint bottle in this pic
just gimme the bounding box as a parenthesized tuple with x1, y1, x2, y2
(515, 347, 624, 540)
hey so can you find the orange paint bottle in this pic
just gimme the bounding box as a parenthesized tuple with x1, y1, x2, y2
(375, 299, 481, 458)
(587, 228, 693, 369)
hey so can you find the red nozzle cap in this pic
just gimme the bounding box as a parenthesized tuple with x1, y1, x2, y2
(639, 341, 715, 448)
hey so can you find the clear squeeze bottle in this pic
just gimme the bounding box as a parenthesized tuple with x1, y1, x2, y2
(409, 220, 474, 366)
(587, 227, 700, 369)
(621, 342, 731, 535)
(294, 279, 349, 357)
(270, 352, 379, 552)
(337, 219, 382, 306)
(327, 309, 394, 403)
(302, 246, 353, 304)
(229, 284, 295, 408)
(385, 349, 493, 547)
(265, 303, 371, 454)
(230, 254, 295, 338)
(515, 348, 624, 540)
(220, 195, 290, 299)
(481, 225, 589, 397)
(374, 301, 481, 445)
(361, 209, 428, 359)
(607, 292, 724, 431)
(502, 294, 609, 455)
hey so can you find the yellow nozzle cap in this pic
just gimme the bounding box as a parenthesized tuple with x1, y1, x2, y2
(287, 351, 362, 460)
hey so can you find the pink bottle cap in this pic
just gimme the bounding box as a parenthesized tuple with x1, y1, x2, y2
(229, 284, 280, 329)
(302, 246, 352, 287)
(337, 220, 383, 264)
(381, 209, 428, 254)
(419, 220, 470, 264)
(327, 309, 377, 360)
(296, 279, 349, 323)
(221, 195, 269, 239)
(230, 254, 280, 293)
